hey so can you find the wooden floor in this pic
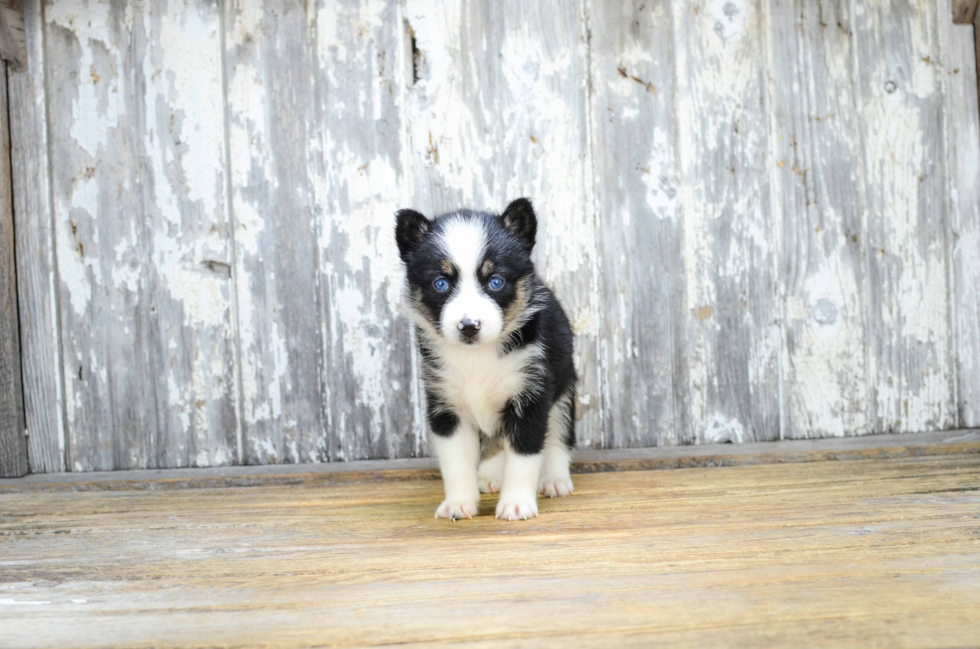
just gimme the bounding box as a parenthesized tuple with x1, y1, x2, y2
(2, 452, 979, 647)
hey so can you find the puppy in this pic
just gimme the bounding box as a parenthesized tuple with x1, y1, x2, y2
(395, 198, 576, 521)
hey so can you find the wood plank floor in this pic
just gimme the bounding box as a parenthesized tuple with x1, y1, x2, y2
(1, 453, 979, 647)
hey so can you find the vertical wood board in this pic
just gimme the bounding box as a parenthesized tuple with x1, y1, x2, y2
(8, 0, 66, 473)
(586, 0, 689, 447)
(949, 22, 980, 428)
(0, 62, 28, 477)
(224, 0, 324, 464)
(310, 0, 420, 461)
(853, 0, 957, 433)
(44, 0, 237, 470)
(671, 0, 781, 443)
(767, 0, 871, 438)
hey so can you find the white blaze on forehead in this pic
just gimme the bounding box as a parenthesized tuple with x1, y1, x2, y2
(437, 217, 504, 343)
(439, 216, 487, 276)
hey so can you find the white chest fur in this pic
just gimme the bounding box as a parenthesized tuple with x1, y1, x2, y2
(429, 343, 543, 435)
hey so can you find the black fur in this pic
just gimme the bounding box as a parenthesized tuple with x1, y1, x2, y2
(425, 389, 459, 437)
(500, 197, 537, 250)
(395, 208, 431, 264)
(500, 279, 577, 454)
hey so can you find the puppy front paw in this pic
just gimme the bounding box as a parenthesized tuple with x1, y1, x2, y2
(478, 455, 505, 494)
(435, 500, 479, 521)
(539, 476, 574, 498)
(478, 477, 501, 494)
(495, 495, 538, 521)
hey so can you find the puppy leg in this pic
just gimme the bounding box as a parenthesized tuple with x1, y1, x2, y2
(496, 445, 543, 521)
(539, 444, 573, 498)
(431, 422, 480, 520)
(495, 397, 549, 521)
(539, 391, 574, 498)
(478, 435, 505, 493)
(478, 453, 505, 494)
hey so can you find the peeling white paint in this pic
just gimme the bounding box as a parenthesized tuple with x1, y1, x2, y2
(703, 412, 749, 444)
(155, 6, 225, 217)
(47, 0, 128, 158)
(55, 215, 99, 317)
(251, 436, 278, 463)
(28, 0, 975, 472)
(143, 1, 229, 330)
(42, 0, 240, 471)
(861, 1, 955, 432)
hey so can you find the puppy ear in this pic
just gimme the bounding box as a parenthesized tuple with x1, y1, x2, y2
(500, 198, 537, 250)
(395, 209, 431, 263)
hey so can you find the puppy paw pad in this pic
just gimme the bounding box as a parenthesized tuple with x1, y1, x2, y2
(538, 478, 574, 498)
(495, 498, 539, 521)
(435, 500, 478, 521)
(478, 478, 501, 494)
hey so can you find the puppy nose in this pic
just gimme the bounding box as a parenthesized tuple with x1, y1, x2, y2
(457, 318, 481, 338)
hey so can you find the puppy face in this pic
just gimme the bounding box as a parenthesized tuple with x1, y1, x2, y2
(396, 199, 537, 347)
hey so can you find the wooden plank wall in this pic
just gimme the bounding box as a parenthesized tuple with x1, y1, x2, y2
(952, 12, 980, 428)
(8, 0, 65, 473)
(768, 0, 869, 438)
(0, 61, 29, 477)
(8, 0, 980, 472)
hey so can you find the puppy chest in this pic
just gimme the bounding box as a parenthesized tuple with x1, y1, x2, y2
(436, 350, 533, 433)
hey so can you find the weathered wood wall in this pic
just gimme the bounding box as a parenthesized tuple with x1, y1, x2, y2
(9, 0, 980, 472)
(0, 60, 29, 478)
(958, 2, 980, 430)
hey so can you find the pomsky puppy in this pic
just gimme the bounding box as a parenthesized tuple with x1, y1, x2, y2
(395, 198, 576, 521)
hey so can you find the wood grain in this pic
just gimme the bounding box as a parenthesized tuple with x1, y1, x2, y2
(44, 0, 238, 470)
(7, 0, 65, 473)
(223, 0, 324, 465)
(0, 62, 28, 478)
(587, 0, 690, 447)
(767, 0, 870, 438)
(310, 0, 420, 461)
(672, 0, 780, 443)
(854, 0, 957, 434)
(954, 0, 979, 24)
(953, 15, 980, 428)
(1, 454, 978, 647)
(0, 0, 25, 71)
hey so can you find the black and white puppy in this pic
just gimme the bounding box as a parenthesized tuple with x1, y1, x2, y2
(395, 198, 576, 521)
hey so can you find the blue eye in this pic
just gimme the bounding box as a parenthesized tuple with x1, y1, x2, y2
(433, 278, 450, 292)
(488, 276, 504, 290)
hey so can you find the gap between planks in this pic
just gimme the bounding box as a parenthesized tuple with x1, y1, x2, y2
(0, 429, 976, 493)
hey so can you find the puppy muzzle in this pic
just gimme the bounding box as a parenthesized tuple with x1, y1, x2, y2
(457, 318, 481, 343)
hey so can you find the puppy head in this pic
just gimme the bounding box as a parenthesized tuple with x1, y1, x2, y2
(396, 198, 537, 347)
